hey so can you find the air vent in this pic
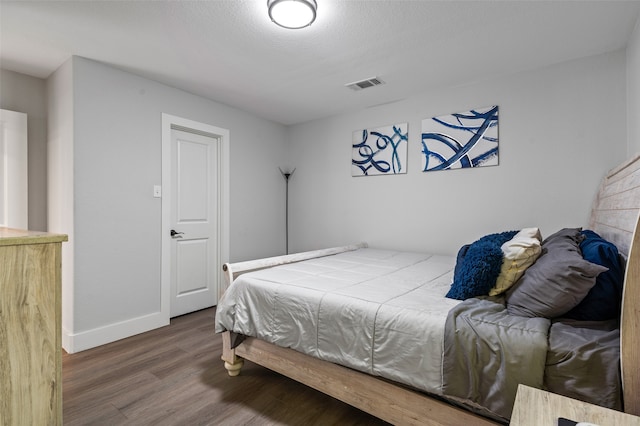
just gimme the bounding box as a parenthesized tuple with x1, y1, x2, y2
(345, 77, 385, 91)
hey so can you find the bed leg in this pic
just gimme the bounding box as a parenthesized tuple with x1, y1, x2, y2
(221, 331, 244, 376)
(224, 359, 244, 376)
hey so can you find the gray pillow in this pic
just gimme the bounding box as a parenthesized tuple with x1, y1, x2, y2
(505, 228, 608, 318)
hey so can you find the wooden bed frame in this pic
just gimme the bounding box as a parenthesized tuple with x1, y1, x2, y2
(220, 155, 640, 425)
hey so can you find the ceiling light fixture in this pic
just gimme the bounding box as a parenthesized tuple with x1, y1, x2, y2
(268, 0, 317, 29)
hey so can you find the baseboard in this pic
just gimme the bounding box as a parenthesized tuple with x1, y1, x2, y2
(62, 311, 169, 353)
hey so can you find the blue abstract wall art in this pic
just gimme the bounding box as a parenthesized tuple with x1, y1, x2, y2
(352, 123, 408, 176)
(421, 105, 499, 172)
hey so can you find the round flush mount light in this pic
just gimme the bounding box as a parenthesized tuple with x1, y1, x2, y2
(268, 0, 317, 29)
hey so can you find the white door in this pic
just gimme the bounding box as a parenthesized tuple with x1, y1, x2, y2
(170, 129, 219, 317)
(0, 109, 28, 229)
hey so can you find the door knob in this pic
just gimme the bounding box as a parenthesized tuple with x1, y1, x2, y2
(170, 229, 184, 238)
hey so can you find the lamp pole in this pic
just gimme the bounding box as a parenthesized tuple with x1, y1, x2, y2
(279, 167, 295, 254)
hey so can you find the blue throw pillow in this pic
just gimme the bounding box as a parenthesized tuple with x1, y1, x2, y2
(453, 243, 471, 280)
(564, 230, 624, 321)
(446, 230, 518, 300)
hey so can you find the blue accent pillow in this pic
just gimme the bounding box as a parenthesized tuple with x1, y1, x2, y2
(446, 230, 518, 300)
(564, 230, 624, 321)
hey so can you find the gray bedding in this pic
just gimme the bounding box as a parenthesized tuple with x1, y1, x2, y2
(216, 248, 460, 395)
(216, 248, 622, 420)
(442, 297, 622, 419)
(545, 319, 622, 410)
(442, 297, 550, 419)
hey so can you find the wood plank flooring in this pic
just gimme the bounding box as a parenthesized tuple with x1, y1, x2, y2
(63, 307, 390, 425)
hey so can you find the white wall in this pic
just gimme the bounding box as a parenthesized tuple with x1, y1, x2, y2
(50, 56, 288, 351)
(628, 14, 640, 155)
(287, 50, 628, 256)
(46, 59, 75, 344)
(35, 43, 635, 351)
(0, 69, 48, 231)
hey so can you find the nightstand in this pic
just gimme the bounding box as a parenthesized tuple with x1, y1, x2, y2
(511, 385, 640, 426)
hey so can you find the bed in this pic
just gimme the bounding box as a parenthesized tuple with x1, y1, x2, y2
(215, 155, 640, 425)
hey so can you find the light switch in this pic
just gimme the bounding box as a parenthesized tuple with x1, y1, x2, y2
(153, 185, 162, 198)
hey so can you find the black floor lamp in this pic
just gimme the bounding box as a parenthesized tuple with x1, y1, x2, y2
(279, 167, 295, 255)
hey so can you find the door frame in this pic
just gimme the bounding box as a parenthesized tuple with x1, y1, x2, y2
(161, 113, 229, 319)
(0, 109, 28, 229)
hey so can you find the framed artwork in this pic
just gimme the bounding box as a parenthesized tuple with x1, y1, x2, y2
(352, 122, 408, 176)
(421, 105, 499, 172)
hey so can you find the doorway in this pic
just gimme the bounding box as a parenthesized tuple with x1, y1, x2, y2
(0, 109, 28, 229)
(161, 114, 229, 319)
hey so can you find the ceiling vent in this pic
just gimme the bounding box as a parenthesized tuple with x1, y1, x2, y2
(345, 77, 385, 91)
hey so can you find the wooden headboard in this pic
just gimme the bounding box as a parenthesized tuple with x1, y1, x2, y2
(588, 154, 640, 415)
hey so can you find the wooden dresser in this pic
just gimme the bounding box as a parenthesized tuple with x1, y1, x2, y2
(0, 228, 67, 426)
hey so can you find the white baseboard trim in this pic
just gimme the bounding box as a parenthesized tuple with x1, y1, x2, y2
(62, 311, 169, 354)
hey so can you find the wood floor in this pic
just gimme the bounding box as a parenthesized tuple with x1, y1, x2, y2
(63, 307, 390, 425)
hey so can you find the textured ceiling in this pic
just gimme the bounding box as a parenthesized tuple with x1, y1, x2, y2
(1, 1, 640, 125)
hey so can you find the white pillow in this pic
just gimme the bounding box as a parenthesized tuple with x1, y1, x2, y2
(489, 227, 543, 296)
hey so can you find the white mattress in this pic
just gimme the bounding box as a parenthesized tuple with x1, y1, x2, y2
(215, 248, 461, 394)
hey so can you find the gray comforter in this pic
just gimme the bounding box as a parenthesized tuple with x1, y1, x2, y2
(442, 297, 622, 420)
(216, 248, 460, 395)
(442, 296, 550, 419)
(545, 319, 622, 410)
